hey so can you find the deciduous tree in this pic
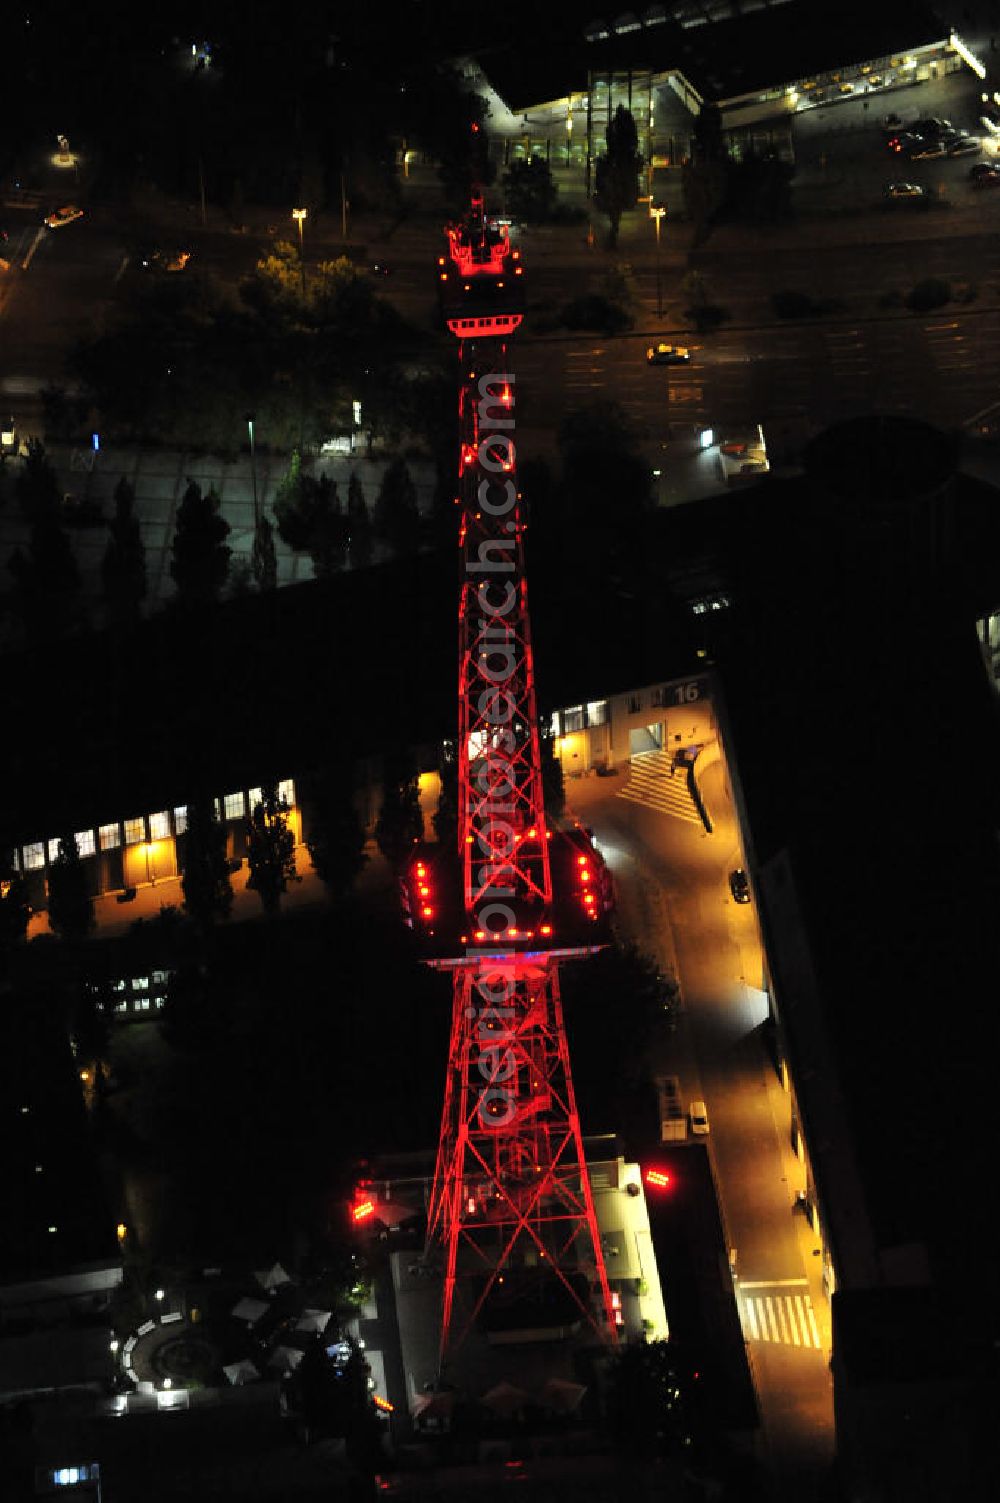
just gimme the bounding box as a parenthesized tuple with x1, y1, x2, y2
(431, 744, 458, 849)
(272, 451, 314, 550)
(540, 729, 565, 820)
(307, 476, 348, 578)
(170, 480, 231, 608)
(606, 1340, 691, 1459)
(0, 872, 32, 976)
(404, 66, 494, 206)
(14, 439, 62, 520)
(252, 511, 278, 591)
(246, 782, 298, 916)
(180, 798, 233, 931)
(681, 103, 729, 246)
(372, 458, 420, 556)
(47, 835, 94, 942)
(7, 445, 82, 640)
(346, 472, 372, 569)
(374, 753, 423, 867)
(301, 763, 368, 901)
(160, 963, 224, 1052)
(71, 979, 112, 1069)
(102, 477, 147, 622)
(502, 157, 556, 223)
(594, 105, 643, 248)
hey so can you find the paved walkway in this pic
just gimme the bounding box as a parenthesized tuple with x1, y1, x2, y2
(564, 752, 835, 1500)
(0, 441, 436, 643)
(26, 838, 396, 942)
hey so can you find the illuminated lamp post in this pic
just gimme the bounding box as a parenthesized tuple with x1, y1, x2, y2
(246, 413, 259, 526)
(650, 204, 666, 318)
(291, 207, 307, 297)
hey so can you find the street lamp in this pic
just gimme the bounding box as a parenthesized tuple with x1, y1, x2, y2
(246, 413, 259, 526)
(649, 204, 666, 318)
(292, 207, 307, 296)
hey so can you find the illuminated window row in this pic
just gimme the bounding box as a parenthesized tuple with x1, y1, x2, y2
(451, 316, 519, 331)
(97, 972, 171, 1018)
(551, 701, 609, 735)
(11, 781, 295, 874)
(691, 594, 730, 616)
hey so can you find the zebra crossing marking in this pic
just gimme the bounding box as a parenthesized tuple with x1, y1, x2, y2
(740, 1287, 823, 1349)
(617, 750, 702, 823)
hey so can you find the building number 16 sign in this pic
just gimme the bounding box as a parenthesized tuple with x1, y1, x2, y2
(672, 678, 705, 704)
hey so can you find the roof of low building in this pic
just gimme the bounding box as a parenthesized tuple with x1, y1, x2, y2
(710, 416, 1000, 1317)
(1, 1003, 120, 1294)
(475, 0, 945, 113)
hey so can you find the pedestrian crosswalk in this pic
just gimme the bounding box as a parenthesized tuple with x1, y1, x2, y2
(617, 749, 703, 824)
(739, 1280, 822, 1349)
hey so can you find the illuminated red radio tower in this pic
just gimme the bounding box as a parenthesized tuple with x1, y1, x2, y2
(400, 192, 617, 1366)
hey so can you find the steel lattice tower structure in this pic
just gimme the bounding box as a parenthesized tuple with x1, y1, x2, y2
(400, 195, 617, 1366)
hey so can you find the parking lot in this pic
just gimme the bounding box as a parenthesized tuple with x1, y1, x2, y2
(788, 63, 996, 212)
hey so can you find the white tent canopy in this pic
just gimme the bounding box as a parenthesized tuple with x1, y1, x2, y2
(541, 1377, 587, 1413)
(412, 1390, 455, 1422)
(223, 1359, 260, 1386)
(231, 1297, 269, 1324)
(255, 1262, 292, 1292)
(295, 1309, 333, 1334)
(267, 1346, 303, 1374)
(481, 1381, 529, 1415)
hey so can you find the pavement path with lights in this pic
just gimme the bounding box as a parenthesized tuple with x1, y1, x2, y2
(564, 738, 835, 1500)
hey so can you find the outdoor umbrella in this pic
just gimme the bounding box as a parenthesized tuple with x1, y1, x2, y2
(541, 1377, 587, 1413)
(481, 1381, 529, 1416)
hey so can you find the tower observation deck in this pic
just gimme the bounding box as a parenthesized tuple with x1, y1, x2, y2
(399, 195, 617, 1366)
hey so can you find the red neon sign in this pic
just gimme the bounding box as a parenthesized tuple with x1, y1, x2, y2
(352, 1199, 375, 1222)
(645, 1168, 671, 1189)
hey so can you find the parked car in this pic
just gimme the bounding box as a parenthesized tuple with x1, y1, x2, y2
(44, 204, 83, 229)
(911, 117, 952, 136)
(647, 342, 691, 365)
(886, 132, 920, 155)
(884, 181, 925, 198)
(729, 868, 751, 903)
(909, 140, 947, 160)
(689, 1100, 711, 1135)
